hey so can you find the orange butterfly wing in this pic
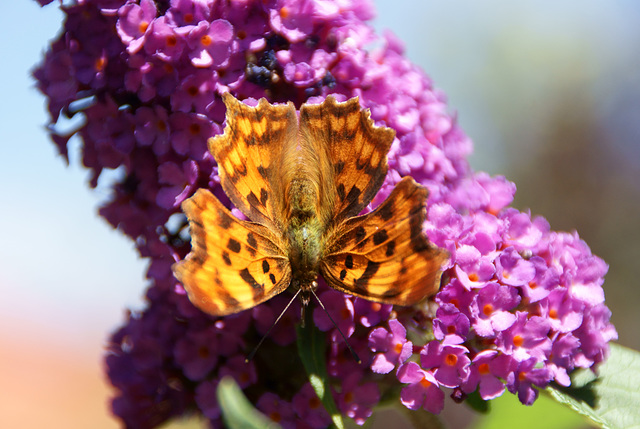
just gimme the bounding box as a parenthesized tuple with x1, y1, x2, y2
(298, 96, 394, 225)
(173, 94, 298, 316)
(173, 189, 291, 316)
(296, 96, 447, 305)
(209, 92, 297, 229)
(321, 177, 448, 305)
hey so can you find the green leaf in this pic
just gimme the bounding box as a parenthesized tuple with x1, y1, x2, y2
(471, 389, 589, 429)
(296, 316, 345, 429)
(547, 343, 640, 429)
(465, 390, 490, 414)
(217, 376, 282, 429)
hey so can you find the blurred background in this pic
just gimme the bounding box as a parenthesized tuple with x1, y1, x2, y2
(1, 1, 638, 428)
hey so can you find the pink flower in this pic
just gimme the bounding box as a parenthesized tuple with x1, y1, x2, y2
(397, 362, 445, 415)
(116, 0, 157, 54)
(420, 341, 471, 388)
(369, 319, 412, 374)
(186, 20, 234, 68)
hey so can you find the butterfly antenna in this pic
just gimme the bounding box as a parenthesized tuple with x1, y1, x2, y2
(310, 289, 361, 364)
(246, 288, 302, 363)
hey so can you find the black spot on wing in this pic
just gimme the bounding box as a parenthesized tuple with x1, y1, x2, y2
(354, 225, 368, 250)
(376, 200, 394, 221)
(217, 208, 233, 230)
(260, 188, 269, 206)
(409, 214, 423, 238)
(246, 232, 257, 257)
(355, 260, 380, 290)
(337, 183, 346, 201)
(217, 286, 241, 309)
(354, 226, 366, 244)
(240, 268, 263, 291)
(269, 273, 276, 284)
(257, 165, 269, 179)
(222, 251, 231, 266)
(381, 287, 401, 299)
(339, 269, 347, 281)
(247, 191, 260, 208)
(346, 185, 361, 203)
(385, 241, 396, 257)
(262, 260, 270, 273)
(373, 229, 388, 246)
(236, 163, 248, 176)
(214, 269, 223, 287)
(334, 161, 344, 175)
(340, 185, 362, 218)
(345, 254, 354, 269)
(339, 126, 357, 142)
(227, 238, 241, 253)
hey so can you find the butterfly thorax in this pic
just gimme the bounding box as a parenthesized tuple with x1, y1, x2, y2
(285, 177, 325, 300)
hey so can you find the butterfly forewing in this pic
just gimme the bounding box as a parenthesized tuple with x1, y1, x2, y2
(298, 97, 395, 225)
(210, 93, 297, 229)
(321, 177, 448, 305)
(173, 189, 292, 316)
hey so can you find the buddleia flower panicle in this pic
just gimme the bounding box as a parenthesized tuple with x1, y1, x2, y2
(34, 0, 616, 426)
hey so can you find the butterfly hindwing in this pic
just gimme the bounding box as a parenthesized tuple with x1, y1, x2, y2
(321, 177, 448, 305)
(173, 189, 292, 316)
(209, 93, 297, 229)
(298, 97, 395, 224)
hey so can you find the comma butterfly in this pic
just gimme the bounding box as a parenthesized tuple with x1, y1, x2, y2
(172, 93, 448, 319)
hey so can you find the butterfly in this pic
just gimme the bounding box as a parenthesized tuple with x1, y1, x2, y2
(172, 93, 448, 318)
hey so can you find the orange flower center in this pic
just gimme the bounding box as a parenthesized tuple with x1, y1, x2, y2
(269, 412, 281, 423)
(394, 342, 404, 354)
(445, 353, 458, 366)
(549, 308, 558, 319)
(512, 335, 524, 347)
(279, 7, 290, 18)
(309, 396, 321, 409)
(166, 35, 177, 47)
(201, 34, 212, 47)
(478, 363, 490, 375)
(468, 273, 479, 282)
(482, 303, 494, 316)
(157, 120, 167, 132)
(139, 21, 149, 33)
(184, 13, 194, 24)
(189, 123, 201, 135)
(344, 392, 354, 403)
(94, 57, 106, 72)
(419, 377, 432, 389)
(371, 302, 382, 312)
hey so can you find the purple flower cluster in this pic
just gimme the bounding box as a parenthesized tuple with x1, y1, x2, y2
(34, 0, 616, 426)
